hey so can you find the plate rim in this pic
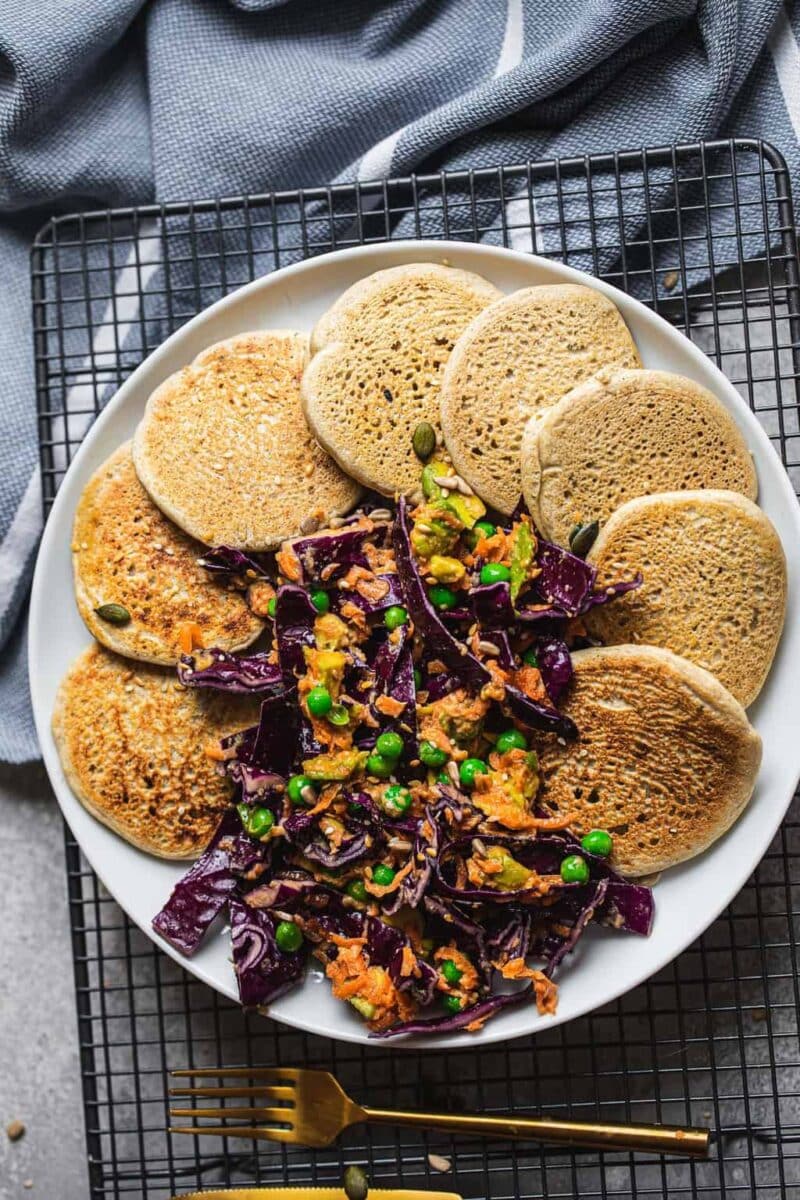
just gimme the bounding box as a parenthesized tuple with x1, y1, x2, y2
(29, 237, 800, 1049)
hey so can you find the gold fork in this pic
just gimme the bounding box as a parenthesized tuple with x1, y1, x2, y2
(169, 1066, 710, 1156)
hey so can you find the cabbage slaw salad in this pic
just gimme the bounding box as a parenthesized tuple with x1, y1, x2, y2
(153, 461, 651, 1038)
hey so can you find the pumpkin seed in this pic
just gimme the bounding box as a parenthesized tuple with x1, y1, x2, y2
(343, 1164, 369, 1200)
(412, 421, 436, 461)
(94, 603, 131, 626)
(569, 520, 599, 558)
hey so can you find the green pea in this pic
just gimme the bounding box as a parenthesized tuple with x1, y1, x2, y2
(412, 421, 436, 461)
(413, 667, 423, 690)
(372, 864, 396, 887)
(327, 703, 350, 727)
(560, 854, 590, 884)
(310, 588, 330, 614)
(459, 758, 489, 790)
(307, 685, 333, 717)
(581, 829, 613, 858)
(347, 879, 368, 903)
(275, 920, 303, 953)
(437, 770, 451, 785)
(442, 994, 462, 1015)
(384, 605, 408, 631)
(237, 803, 274, 839)
(247, 807, 275, 838)
(419, 740, 448, 768)
(522, 647, 540, 668)
(429, 584, 457, 610)
(287, 774, 316, 806)
(376, 730, 403, 761)
(366, 752, 394, 779)
(495, 728, 528, 754)
(480, 562, 511, 585)
(441, 958, 463, 985)
(383, 784, 411, 815)
(267, 596, 277, 618)
(466, 519, 497, 550)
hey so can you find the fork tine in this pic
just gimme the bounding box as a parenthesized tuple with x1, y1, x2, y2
(168, 1085, 294, 1100)
(169, 1125, 298, 1143)
(169, 1106, 295, 1123)
(171, 1067, 299, 1081)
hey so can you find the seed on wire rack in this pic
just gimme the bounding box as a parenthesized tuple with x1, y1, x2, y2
(412, 421, 437, 461)
(663, 270, 680, 291)
(343, 1164, 369, 1200)
(94, 603, 131, 626)
(6, 1119, 25, 1142)
(428, 1153, 452, 1173)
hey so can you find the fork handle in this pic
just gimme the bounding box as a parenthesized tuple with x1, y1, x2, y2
(361, 1107, 710, 1157)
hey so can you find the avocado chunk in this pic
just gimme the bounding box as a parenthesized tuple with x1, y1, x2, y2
(421, 461, 486, 529)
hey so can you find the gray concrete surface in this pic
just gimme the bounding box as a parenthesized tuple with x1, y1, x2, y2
(0, 761, 88, 1200)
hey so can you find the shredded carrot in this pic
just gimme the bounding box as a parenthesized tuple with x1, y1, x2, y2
(496, 959, 559, 1015)
(330, 934, 368, 949)
(276, 546, 301, 581)
(178, 622, 204, 654)
(364, 858, 414, 898)
(400, 945, 418, 978)
(375, 694, 406, 718)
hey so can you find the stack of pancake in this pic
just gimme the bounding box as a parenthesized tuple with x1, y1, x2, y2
(55, 263, 786, 879)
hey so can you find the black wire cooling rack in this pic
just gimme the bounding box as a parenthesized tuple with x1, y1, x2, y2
(32, 139, 800, 1200)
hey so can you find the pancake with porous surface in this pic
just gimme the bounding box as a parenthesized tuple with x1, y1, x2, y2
(301, 263, 502, 497)
(584, 491, 786, 707)
(133, 331, 361, 549)
(536, 644, 761, 876)
(52, 643, 261, 859)
(521, 367, 757, 545)
(441, 284, 640, 514)
(73, 443, 264, 664)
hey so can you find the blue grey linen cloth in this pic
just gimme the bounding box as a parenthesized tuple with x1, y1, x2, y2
(1, 0, 799, 761)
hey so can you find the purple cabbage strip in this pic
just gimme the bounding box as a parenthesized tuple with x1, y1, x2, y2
(582, 574, 643, 611)
(286, 527, 373, 585)
(393, 498, 575, 738)
(333, 573, 404, 616)
(198, 545, 269, 581)
(534, 637, 573, 704)
(371, 985, 532, 1038)
(283, 806, 372, 870)
(230, 896, 307, 1008)
(600, 881, 654, 937)
(152, 809, 255, 956)
(177, 649, 284, 695)
(274, 584, 318, 681)
(470, 581, 516, 626)
(544, 879, 609, 978)
(237, 688, 300, 779)
(535, 538, 596, 614)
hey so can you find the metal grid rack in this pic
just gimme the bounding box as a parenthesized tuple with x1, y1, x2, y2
(32, 139, 800, 1199)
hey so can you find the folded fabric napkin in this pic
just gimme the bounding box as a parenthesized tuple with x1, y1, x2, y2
(1, 0, 798, 761)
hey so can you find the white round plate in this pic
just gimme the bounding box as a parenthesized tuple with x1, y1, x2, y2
(30, 240, 800, 1049)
